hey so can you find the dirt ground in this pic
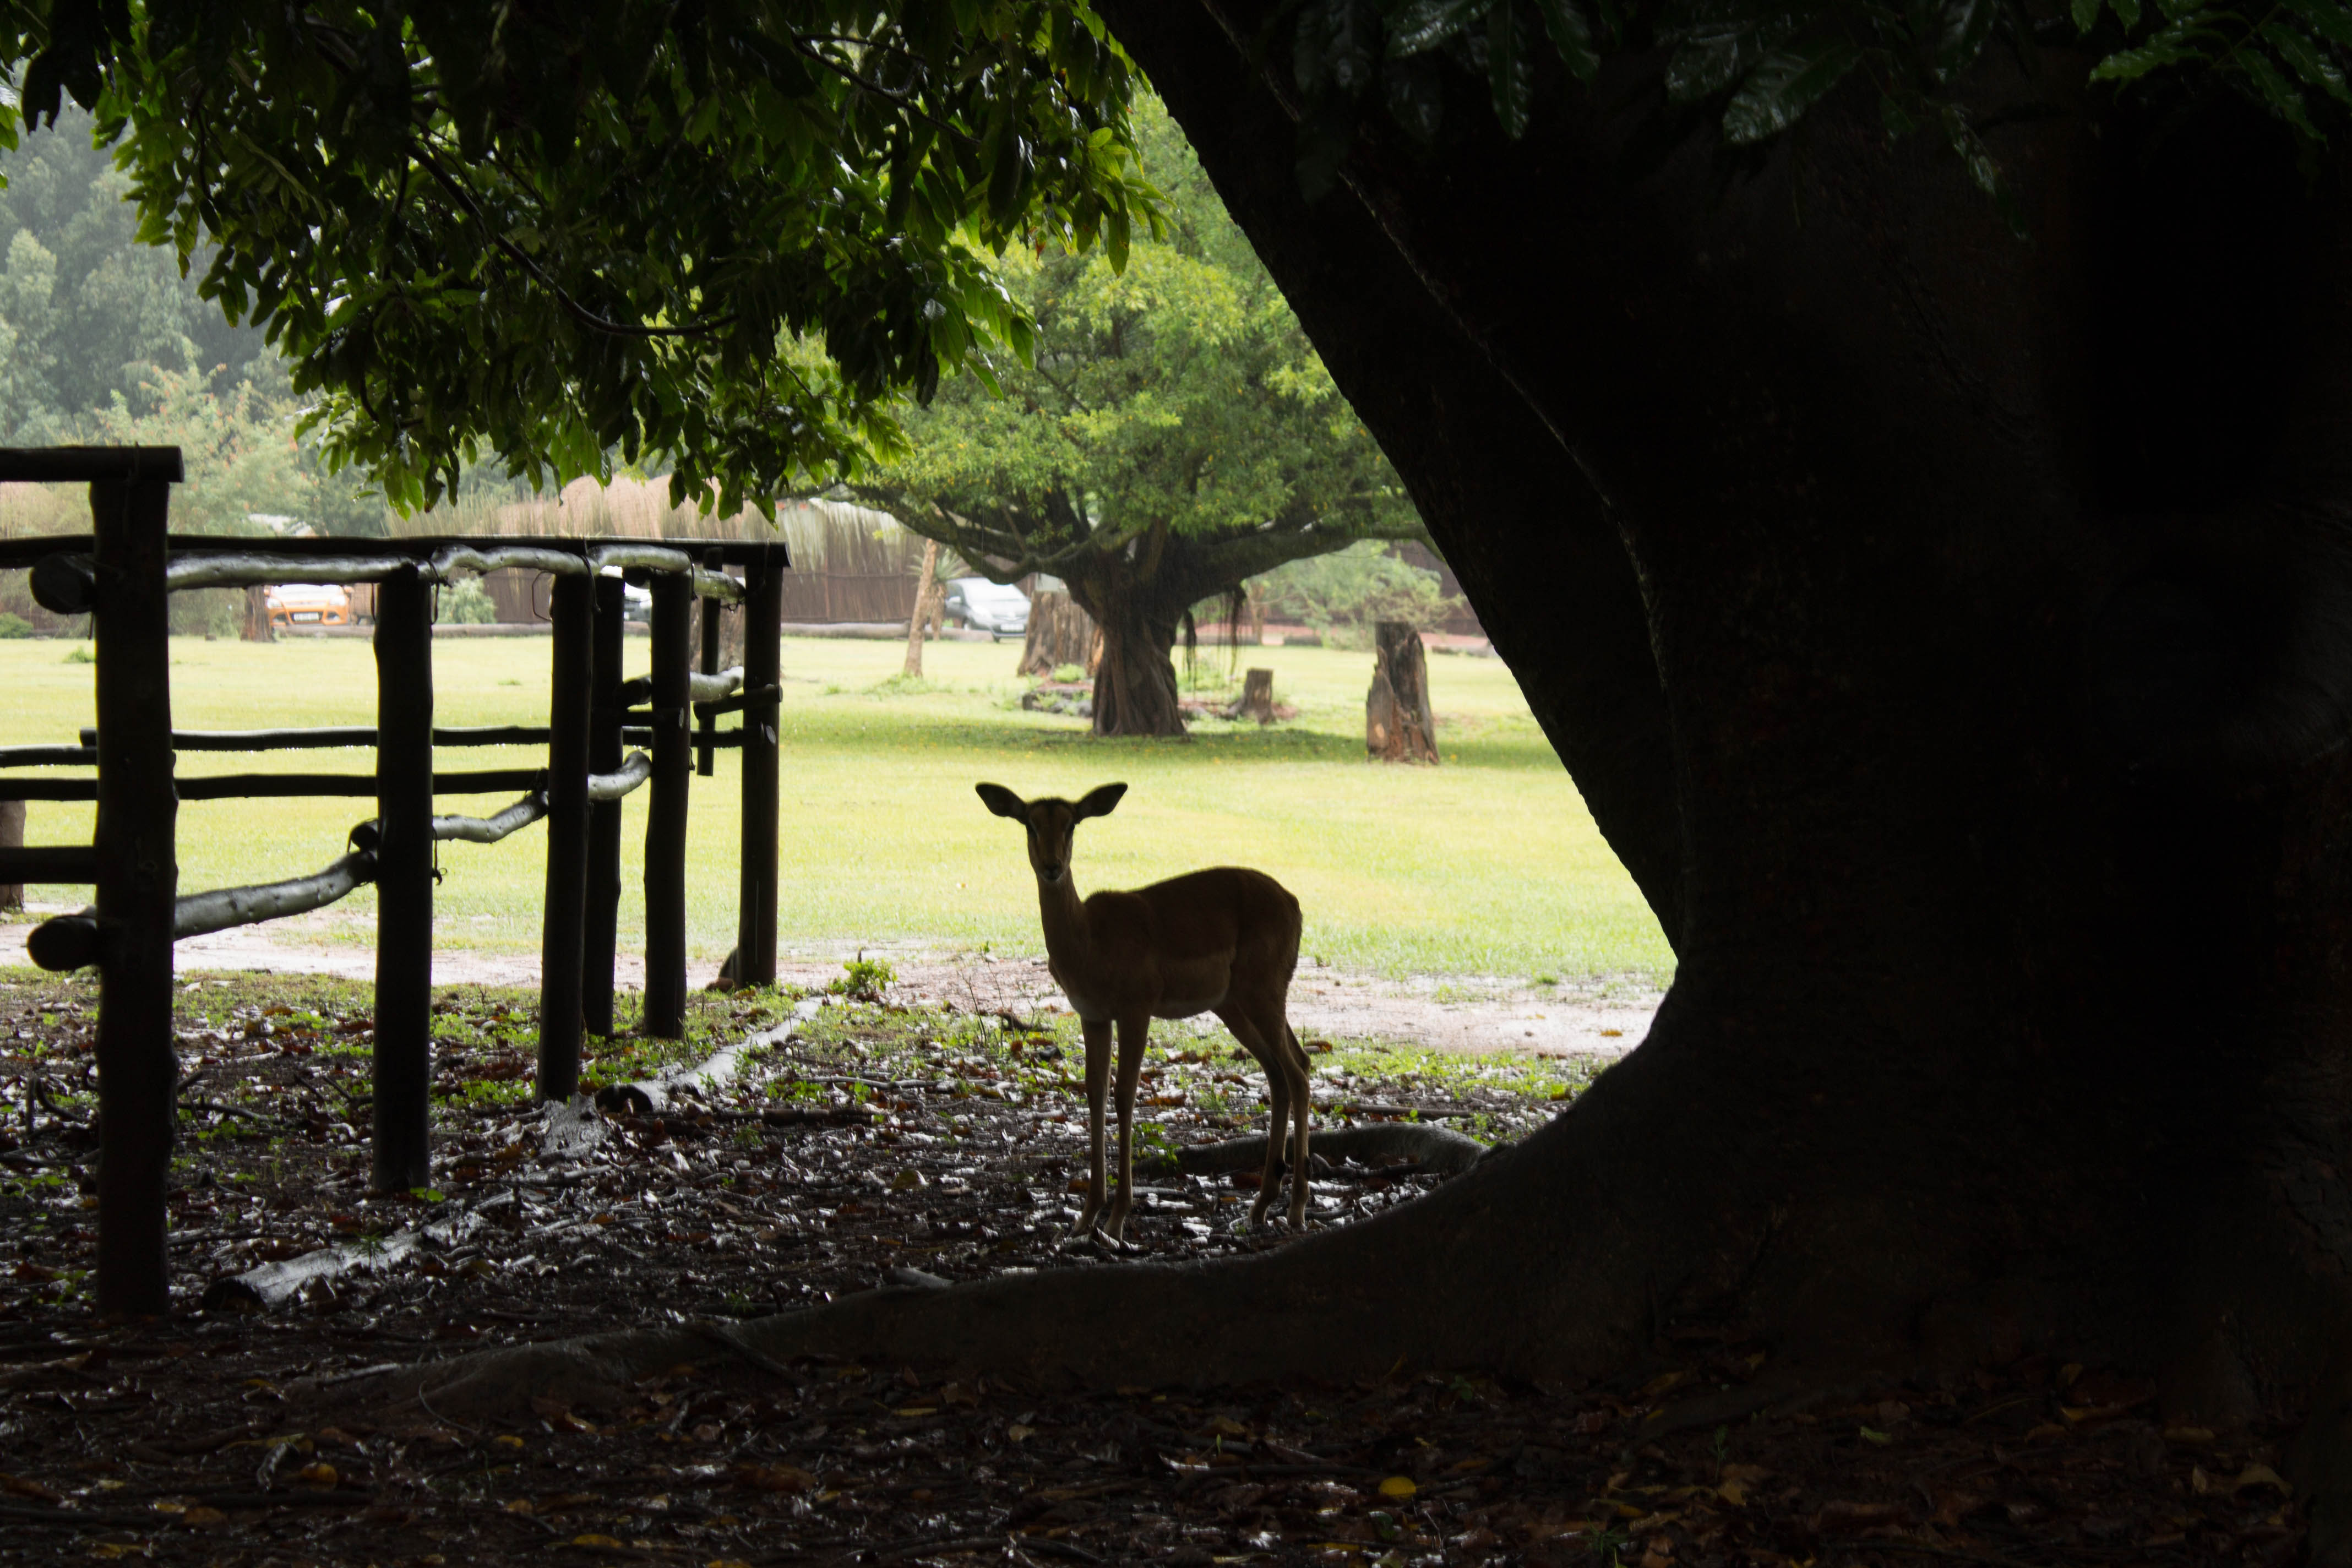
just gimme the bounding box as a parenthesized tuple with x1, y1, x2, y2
(0, 968, 2305, 1566)
(0, 916, 1665, 1060)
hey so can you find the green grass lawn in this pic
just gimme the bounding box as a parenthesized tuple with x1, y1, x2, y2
(0, 631, 1672, 984)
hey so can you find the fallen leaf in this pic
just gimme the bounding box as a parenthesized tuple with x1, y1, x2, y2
(735, 1464, 818, 1494)
(295, 1462, 337, 1487)
(1812, 1500, 1906, 1534)
(0, 1472, 63, 1502)
(1006, 1424, 1035, 1442)
(1379, 1476, 1417, 1500)
(571, 1536, 625, 1549)
(178, 1506, 228, 1528)
(2236, 1463, 2289, 1494)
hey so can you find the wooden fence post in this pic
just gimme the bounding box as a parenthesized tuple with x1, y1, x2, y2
(373, 565, 435, 1193)
(538, 571, 592, 1100)
(91, 466, 178, 1315)
(644, 572, 693, 1036)
(737, 556, 783, 988)
(583, 574, 624, 1037)
(0, 799, 22, 911)
(697, 562, 723, 778)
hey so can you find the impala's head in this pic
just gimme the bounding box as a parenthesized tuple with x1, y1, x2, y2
(975, 782, 1126, 887)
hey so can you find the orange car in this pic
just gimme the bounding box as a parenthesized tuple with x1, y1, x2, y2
(265, 584, 353, 628)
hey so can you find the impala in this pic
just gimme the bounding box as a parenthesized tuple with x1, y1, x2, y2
(976, 781, 1314, 1238)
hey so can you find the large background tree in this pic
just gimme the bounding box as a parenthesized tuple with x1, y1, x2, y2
(32, 0, 2352, 1548)
(856, 99, 1423, 735)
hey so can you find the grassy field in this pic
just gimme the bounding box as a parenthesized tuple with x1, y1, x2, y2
(0, 631, 1672, 983)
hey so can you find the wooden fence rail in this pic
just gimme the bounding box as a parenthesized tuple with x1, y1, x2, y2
(0, 449, 789, 1315)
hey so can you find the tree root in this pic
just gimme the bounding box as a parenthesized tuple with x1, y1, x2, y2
(1144, 1121, 1489, 1178)
(306, 1132, 1602, 1419)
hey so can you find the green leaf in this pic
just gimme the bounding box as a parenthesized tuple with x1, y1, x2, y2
(2113, 0, 2143, 26)
(1386, 0, 1490, 57)
(2238, 45, 2323, 135)
(2279, 0, 2352, 49)
(1721, 35, 1861, 144)
(2090, 16, 2223, 80)
(1938, 104, 2025, 236)
(2154, 0, 2203, 20)
(1937, 0, 2000, 81)
(1667, 12, 1800, 102)
(2262, 20, 2352, 101)
(2072, 0, 2100, 29)
(1535, 0, 1603, 80)
(1490, 2, 1534, 135)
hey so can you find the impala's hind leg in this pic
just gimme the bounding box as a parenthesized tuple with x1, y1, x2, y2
(1218, 1005, 1295, 1228)
(1278, 1022, 1314, 1228)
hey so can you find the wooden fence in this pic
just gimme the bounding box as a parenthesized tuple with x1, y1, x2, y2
(0, 447, 788, 1317)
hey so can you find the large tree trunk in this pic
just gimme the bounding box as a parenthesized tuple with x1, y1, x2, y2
(1085, 0, 2352, 1489)
(1069, 577, 1188, 738)
(1016, 590, 1100, 679)
(384, 14, 2352, 1545)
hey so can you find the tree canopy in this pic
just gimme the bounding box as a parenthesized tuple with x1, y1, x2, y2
(0, 0, 1157, 515)
(856, 98, 1423, 731)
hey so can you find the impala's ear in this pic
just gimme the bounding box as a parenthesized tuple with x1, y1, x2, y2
(1075, 782, 1128, 820)
(975, 783, 1027, 821)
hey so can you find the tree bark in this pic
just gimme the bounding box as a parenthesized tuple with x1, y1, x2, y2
(1079, 0, 2352, 1450)
(1016, 590, 1100, 679)
(1365, 624, 1436, 763)
(903, 538, 941, 677)
(0, 799, 21, 911)
(1229, 667, 1275, 724)
(241, 584, 273, 643)
(1072, 579, 1187, 737)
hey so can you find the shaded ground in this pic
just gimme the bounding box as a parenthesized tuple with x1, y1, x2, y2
(0, 969, 2303, 1565)
(0, 919, 1665, 1058)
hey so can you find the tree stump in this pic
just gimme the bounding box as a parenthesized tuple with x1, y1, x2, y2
(0, 799, 21, 911)
(1229, 666, 1276, 723)
(241, 584, 273, 642)
(1017, 590, 1101, 678)
(1366, 622, 1438, 763)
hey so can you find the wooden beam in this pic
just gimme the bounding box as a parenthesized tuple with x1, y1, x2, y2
(91, 471, 177, 1316)
(584, 575, 624, 1039)
(372, 567, 436, 1194)
(698, 575, 723, 778)
(737, 563, 783, 988)
(644, 572, 693, 1037)
(537, 573, 593, 1102)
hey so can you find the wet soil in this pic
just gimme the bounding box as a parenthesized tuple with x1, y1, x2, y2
(0, 971, 2301, 1566)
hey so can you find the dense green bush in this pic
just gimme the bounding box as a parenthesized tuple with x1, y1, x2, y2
(1251, 542, 1463, 647)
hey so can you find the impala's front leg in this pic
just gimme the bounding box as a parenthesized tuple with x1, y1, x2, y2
(1105, 1012, 1150, 1241)
(1074, 1015, 1113, 1236)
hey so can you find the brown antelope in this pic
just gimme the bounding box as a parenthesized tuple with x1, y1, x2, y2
(976, 781, 1314, 1238)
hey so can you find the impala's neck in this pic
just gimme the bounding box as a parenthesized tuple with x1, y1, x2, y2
(1035, 870, 1093, 972)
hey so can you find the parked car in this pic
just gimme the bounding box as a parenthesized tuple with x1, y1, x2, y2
(265, 584, 353, 629)
(943, 577, 1030, 640)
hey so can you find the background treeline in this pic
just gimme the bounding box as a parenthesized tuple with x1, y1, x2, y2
(0, 104, 1465, 647)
